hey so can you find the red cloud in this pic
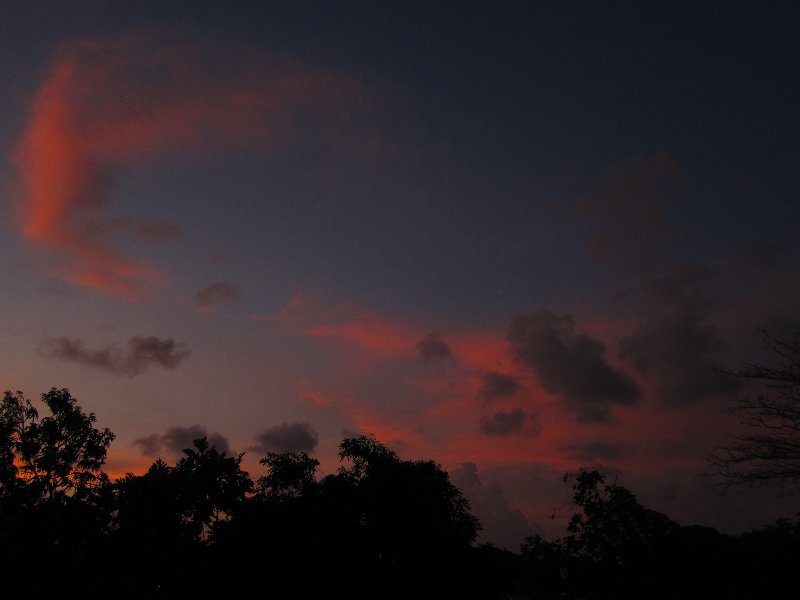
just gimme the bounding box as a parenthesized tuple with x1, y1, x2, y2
(12, 28, 361, 298)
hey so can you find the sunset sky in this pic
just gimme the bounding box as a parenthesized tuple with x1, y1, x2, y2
(2, 2, 799, 548)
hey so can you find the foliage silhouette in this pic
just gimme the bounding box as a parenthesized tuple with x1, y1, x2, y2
(1, 388, 114, 503)
(215, 435, 481, 598)
(257, 450, 319, 498)
(2, 387, 800, 599)
(0, 389, 115, 596)
(563, 470, 677, 565)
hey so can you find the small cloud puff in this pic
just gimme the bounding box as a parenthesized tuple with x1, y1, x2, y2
(196, 282, 241, 312)
(416, 331, 451, 360)
(249, 422, 319, 454)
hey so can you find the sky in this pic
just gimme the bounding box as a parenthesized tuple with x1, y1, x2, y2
(1, 1, 799, 549)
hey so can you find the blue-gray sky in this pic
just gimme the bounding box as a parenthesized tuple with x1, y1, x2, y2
(1, 1, 799, 548)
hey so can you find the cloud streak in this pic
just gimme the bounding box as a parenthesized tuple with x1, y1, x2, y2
(40, 335, 190, 376)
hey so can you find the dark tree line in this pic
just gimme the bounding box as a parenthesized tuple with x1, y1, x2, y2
(2, 387, 799, 599)
(1, 389, 484, 598)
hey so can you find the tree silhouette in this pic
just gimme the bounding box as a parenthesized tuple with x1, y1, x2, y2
(0, 389, 115, 596)
(173, 437, 253, 539)
(562, 470, 676, 566)
(0, 388, 114, 503)
(257, 451, 319, 498)
(710, 331, 800, 488)
(114, 458, 188, 543)
(7, 386, 800, 598)
(212, 435, 482, 598)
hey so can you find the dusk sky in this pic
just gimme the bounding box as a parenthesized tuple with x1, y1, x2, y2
(2, 2, 799, 549)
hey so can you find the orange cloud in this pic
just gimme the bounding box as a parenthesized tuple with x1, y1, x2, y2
(12, 28, 362, 298)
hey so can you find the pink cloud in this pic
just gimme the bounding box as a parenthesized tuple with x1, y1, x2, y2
(308, 319, 421, 357)
(12, 28, 363, 298)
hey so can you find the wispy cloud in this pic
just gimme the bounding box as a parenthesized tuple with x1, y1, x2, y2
(12, 28, 363, 297)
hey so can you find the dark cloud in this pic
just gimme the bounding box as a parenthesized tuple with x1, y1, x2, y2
(577, 154, 683, 267)
(561, 439, 633, 462)
(196, 282, 241, 311)
(249, 422, 319, 454)
(480, 408, 530, 436)
(450, 462, 535, 551)
(416, 331, 451, 360)
(134, 425, 230, 456)
(40, 335, 191, 377)
(478, 371, 520, 403)
(508, 310, 641, 422)
(618, 268, 741, 406)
